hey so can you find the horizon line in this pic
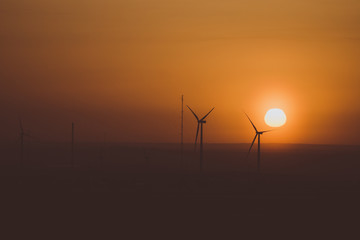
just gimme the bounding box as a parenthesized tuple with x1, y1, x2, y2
(3, 140, 359, 147)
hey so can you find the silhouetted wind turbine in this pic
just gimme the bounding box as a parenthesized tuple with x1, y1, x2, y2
(71, 122, 75, 168)
(187, 105, 214, 172)
(245, 113, 271, 172)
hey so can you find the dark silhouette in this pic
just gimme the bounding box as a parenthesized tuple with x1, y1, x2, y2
(245, 113, 272, 172)
(72, 122, 74, 167)
(187, 105, 214, 172)
(180, 95, 184, 164)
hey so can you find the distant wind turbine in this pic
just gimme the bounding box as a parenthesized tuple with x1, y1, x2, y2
(187, 105, 214, 172)
(245, 113, 272, 172)
(71, 122, 75, 168)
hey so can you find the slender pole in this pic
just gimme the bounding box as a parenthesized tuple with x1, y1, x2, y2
(200, 122, 203, 172)
(181, 95, 184, 162)
(257, 134, 261, 173)
(71, 122, 74, 168)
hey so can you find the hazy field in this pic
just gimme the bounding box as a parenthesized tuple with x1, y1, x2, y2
(1, 142, 359, 238)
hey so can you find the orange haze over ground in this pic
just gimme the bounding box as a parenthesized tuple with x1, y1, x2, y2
(1, 0, 360, 145)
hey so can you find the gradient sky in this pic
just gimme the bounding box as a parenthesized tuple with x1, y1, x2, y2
(1, 0, 360, 144)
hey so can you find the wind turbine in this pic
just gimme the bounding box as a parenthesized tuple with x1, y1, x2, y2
(245, 113, 271, 172)
(71, 122, 75, 168)
(187, 105, 214, 172)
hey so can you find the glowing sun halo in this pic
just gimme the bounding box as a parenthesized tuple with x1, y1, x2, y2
(265, 108, 287, 127)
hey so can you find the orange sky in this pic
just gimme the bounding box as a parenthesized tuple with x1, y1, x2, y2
(1, 0, 360, 144)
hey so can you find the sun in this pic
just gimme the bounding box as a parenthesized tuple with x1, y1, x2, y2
(265, 108, 287, 127)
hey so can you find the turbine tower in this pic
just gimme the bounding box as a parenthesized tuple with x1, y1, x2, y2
(181, 95, 184, 163)
(187, 105, 214, 172)
(245, 113, 271, 172)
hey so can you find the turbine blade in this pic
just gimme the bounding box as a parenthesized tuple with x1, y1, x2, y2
(247, 134, 258, 159)
(186, 105, 199, 121)
(244, 112, 258, 132)
(195, 123, 200, 145)
(200, 107, 215, 121)
(261, 130, 273, 133)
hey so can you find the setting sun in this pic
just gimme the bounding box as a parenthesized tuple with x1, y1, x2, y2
(265, 109, 287, 127)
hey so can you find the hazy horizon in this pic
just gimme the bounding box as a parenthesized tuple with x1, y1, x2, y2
(3, 139, 360, 147)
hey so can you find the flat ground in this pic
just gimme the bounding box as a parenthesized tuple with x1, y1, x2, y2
(1, 143, 359, 238)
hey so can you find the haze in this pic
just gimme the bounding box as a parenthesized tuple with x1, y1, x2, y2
(1, 0, 360, 144)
